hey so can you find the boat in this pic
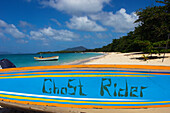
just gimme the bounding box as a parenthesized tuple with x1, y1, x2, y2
(0, 65, 169, 112)
(34, 56, 59, 61)
(0, 59, 16, 69)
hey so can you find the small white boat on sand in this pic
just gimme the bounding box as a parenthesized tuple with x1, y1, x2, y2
(34, 56, 59, 61)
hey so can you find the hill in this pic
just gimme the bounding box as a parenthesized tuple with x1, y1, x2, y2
(37, 46, 87, 54)
(62, 46, 87, 51)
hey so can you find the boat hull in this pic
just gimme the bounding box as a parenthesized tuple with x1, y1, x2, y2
(0, 65, 169, 112)
(34, 56, 59, 61)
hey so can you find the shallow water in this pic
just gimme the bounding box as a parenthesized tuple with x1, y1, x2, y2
(0, 53, 103, 67)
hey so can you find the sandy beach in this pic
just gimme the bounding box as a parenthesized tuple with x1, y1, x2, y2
(84, 52, 170, 66)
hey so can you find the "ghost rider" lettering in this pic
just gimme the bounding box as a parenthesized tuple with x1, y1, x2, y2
(42, 78, 147, 97)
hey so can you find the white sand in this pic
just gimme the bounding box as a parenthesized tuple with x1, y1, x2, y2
(84, 52, 170, 66)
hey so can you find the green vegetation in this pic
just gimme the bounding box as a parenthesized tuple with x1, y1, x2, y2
(87, 0, 170, 54)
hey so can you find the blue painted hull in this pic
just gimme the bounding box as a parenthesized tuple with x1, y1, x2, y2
(0, 65, 169, 109)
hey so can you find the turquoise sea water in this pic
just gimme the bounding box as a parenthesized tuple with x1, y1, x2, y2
(0, 53, 103, 67)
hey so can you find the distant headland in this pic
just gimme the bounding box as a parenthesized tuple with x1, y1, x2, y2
(37, 46, 87, 54)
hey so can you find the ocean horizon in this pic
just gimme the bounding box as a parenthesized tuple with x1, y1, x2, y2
(0, 53, 103, 68)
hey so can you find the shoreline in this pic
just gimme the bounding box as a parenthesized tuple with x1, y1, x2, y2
(62, 53, 107, 65)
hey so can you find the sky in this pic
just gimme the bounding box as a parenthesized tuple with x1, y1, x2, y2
(0, 0, 158, 53)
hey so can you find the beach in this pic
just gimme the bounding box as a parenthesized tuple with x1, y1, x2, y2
(83, 52, 170, 66)
(0, 52, 170, 113)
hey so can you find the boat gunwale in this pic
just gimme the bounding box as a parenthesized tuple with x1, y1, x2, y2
(0, 65, 170, 73)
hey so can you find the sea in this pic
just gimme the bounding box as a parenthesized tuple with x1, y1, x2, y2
(0, 53, 103, 67)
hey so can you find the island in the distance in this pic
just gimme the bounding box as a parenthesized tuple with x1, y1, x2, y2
(37, 46, 87, 54)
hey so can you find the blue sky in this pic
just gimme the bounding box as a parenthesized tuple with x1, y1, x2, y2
(0, 0, 157, 53)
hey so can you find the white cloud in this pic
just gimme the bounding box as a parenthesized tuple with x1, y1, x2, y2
(90, 8, 138, 33)
(39, 0, 110, 15)
(50, 18, 61, 26)
(66, 16, 106, 32)
(0, 19, 26, 38)
(19, 21, 33, 28)
(30, 31, 45, 40)
(29, 27, 79, 41)
(6, 24, 26, 38)
(0, 20, 8, 27)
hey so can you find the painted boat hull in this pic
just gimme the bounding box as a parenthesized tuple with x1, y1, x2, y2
(0, 65, 169, 112)
(34, 56, 59, 61)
